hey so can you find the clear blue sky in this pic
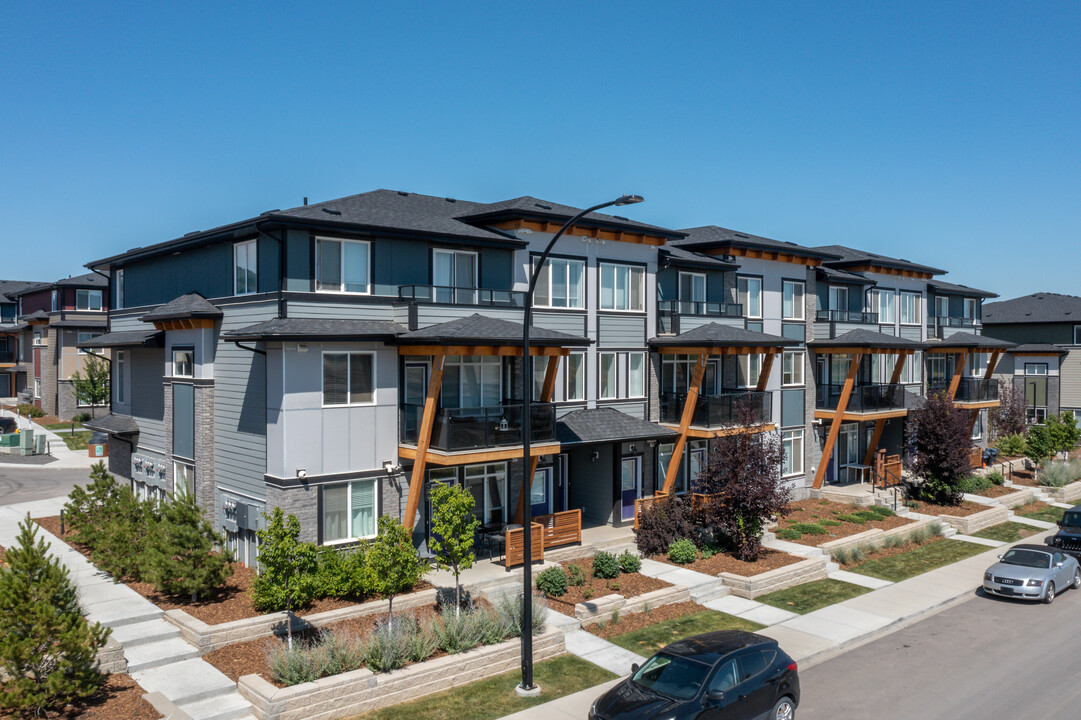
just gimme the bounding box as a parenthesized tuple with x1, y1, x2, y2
(2, 1, 1078, 298)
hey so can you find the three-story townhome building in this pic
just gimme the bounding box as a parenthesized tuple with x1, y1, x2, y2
(0, 280, 46, 399)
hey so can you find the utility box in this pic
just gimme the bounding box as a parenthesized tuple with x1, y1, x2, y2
(19, 428, 33, 456)
(34, 433, 46, 455)
(88, 442, 107, 458)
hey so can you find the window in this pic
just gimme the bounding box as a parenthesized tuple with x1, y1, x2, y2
(76, 332, 101, 354)
(532, 356, 549, 399)
(51, 290, 58, 311)
(565, 353, 585, 401)
(967, 353, 987, 377)
(678, 272, 706, 313)
(234, 240, 258, 295)
(116, 269, 125, 310)
(76, 289, 103, 311)
(464, 463, 507, 525)
(34, 379, 41, 398)
(316, 238, 370, 294)
(900, 351, 922, 384)
(116, 351, 126, 404)
(442, 355, 499, 408)
(738, 354, 763, 388)
(661, 355, 718, 395)
(782, 351, 804, 386)
(738, 276, 762, 318)
(433, 249, 477, 303)
(782, 429, 804, 477)
(1025, 363, 1048, 376)
(1074, 326, 1081, 345)
(628, 353, 645, 398)
(971, 410, 983, 440)
(323, 352, 375, 406)
(828, 286, 849, 313)
(599, 352, 617, 399)
(599, 263, 644, 311)
(963, 298, 977, 320)
(782, 280, 804, 320)
(935, 296, 949, 318)
(1028, 407, 1048, 424)
(900, 292, 920, 325)
(173, 462, 195, 498)
(872, 289, 895, 324)
(322, 478, 378, 543)
(172, 348, 194, 378)
(534, 257, 585, 309)
(530, 467, 549, 506)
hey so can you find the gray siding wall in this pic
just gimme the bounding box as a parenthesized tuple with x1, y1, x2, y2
(678, 315, 743, 333)
(286, 301, 396, 320)
(1061, 350, 1081, 408)
(899, 325, 922, 341)
(598, 315, 646, 347)
(130, 348, 165, 452)
(532, 311, 587, 336)
(414, 305, 521, 328)
(598, 401, 646, 420)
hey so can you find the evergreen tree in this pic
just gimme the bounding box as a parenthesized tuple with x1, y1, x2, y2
(144, 493, 233, 602)
(63, 462, 122, 553)
(0, 516, 110, 717)
(252, 508, 317, 648)
(366, 515, 429, 625)
(69, 355, 110, 418)
(428, 482, 479, 614)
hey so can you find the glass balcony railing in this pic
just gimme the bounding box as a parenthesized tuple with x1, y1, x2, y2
(400, 402, 556, 451)
(815, 309, 880, 324)
(817, 383, 906, 413)
(0, 350, 15, 363)
(659, 390, 772, 428)
(928, 378, 999, 403)
(926, 316, 978, 338)
(657, 300, 743, 334)
(398, 285, 525, 307)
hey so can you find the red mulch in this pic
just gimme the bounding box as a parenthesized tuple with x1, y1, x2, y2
(774, 499, 914, 545)
(651, 547, 803, 576)
(908, 499, 994, 517)
(0, 674, 158, 720)
(541, 557, 671, 615)
(840, 535, 947, 567)
(1006, 468, 1039, 487)
(586, 600, 713, 641)
(971, 483, 1023, 499)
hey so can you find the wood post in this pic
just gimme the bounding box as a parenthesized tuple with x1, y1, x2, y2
(813, 351, 863, 489)
(403, 354, 446, 528)
(946, 350, 967, 401)
(756, 349, 775, 393)
(985, 350, 1002, 379)
(863, 351, 909, 466)
(514, 356, 561, 524)
(662, 354, 708, 494)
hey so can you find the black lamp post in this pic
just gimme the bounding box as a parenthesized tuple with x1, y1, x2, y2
(518, 194, 644, 694)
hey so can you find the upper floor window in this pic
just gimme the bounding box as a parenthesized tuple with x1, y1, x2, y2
(50, 290, 58, 311)
(782, 280, 804, 320)
(828, 286, 849, 312)
(433, 249, 477, 303)
(599, 352, 618, 399)
(442, 355, 499, 408)
(782, 351, 804, 386)
(737, 277, 762, 319)
(172, 348, 194, 378)
(662, 354, 718, 395)
(1025, 363, 1047, 376)
(678, 272, 706, 311)
(565, 353, 585, 401)
(597, 351, 646, 400)
(963, 298, 977, 320)
(872, 289, 895, 324)
(316, 238, 370, 294)
(76, 289, 103, 311)
(967, 353, 987, 377)
(737, 354, 763, 388)
(116, 351, 126, 403)
(234, 240, 257, 295)
(76, 332, 101, 354)
(599, 263, 644, 312)
(534, 257, 584, 309)
(115, 269, 125, 310)
(323, 352, 375, 406)
(899, 291, 920, 325)
(934, 296, 949, 318)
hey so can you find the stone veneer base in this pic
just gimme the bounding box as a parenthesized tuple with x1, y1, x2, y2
(573, 585, 689, 625)
(719, 556, 830, 599)
(1045, 480, 1081, 504)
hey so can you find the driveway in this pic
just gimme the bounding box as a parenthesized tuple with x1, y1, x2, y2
(0, 465, 88, 506)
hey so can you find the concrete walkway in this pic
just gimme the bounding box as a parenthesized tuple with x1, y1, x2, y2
(0, 408, 97, 470)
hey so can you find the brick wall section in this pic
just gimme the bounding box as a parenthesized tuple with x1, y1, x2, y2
(1049, 376, 1061, 417)
(266, 483, 319, 544)
(41, 327, 58, 416)
(383, 473, 405, 523)
(163, 382, 174, 494)
(194, 384, 215, 517)
(56, 380, 77, 421)
(108, 436, 132, 479)
(648, 352, 662, 424)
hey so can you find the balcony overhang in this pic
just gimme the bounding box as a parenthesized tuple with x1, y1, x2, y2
(397, 313, 589, 356)
(814, 408, 908, 421)
(951, 400, 1001, 409)
(659, 423, 776, 438)
(398, 442, 560, 465)
(924, 332, 1015, 354)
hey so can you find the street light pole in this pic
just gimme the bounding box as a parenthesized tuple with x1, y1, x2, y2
(518, 194, 644, 694)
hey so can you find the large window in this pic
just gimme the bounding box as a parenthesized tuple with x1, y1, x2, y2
(900, 351, 922, 384)
(899, 292, 920, 325)
(323, 352, 375, 406)
(963, 298, 977, 320)
(173, 462, 195, 497)
(1075, 326, 1081, 345)
(534, 257, 584, 309)
(433, 249, 477, 303)
(738, 354, 763, 388)
(322, 478, 378, 543)
(782, 280, 804, 320)
(76, 331, 101, 355)
(678, 272, 706, 313)
(599, 352, 617, 399)
(116, 269, 125, 310)
(872, 289, 895, 324)
(464, 463, 507, 525)
(76, 289, 103, 311)
(782, 351, 804, 386)
(599, 262, 644, 311)
(935, 296, 949, 318)
(172, 348, 194, 378)
(442, 355, 499, 408)
(662, 355, 718, 394)
(628, 353, 645, 398)
(316, 238, 370, 294)
(782, 429, 804, 477)
(234, 240, 258, 295)
(738, 276, 762, 319)
(565, 353, 585, 401)
(828, 285, 849, 313)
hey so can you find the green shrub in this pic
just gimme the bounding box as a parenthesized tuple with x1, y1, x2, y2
(473, 606, 512, 645)
(592, 551, 620, 579)
(618, 551, 641, 574)
(959, 475, 993, 494)
(434, 604, 483, 654)
(582, 587, 593, 599)
(884, 534, 901, 549)
(906, 500, 920, 509)
(787, 522, 827, 535)
(407, 620, 439, 663)
(986, 471, 1006, 486)
(566, 563, 586, 587)
(836, 513, 867, 525)
(144, 493, 233, 602)
(1039, 460, 1081, 488)
(775, 528, 802, 540)
(821, 519, 842, 527)
(867, 505, 895, 518)
(996, 433, 1028, 457)
(610, 608, 620, 624)
(16, 403, 44, 418)
(667, 538, 698, 564)
(910, 526, 932, 544)
(930, 521, 944, 537)
(315, 546, 370, 600)
(493, 593, 548, 637)
(850, 546, 866, 563)
(535, 566, 568, 598)
(363, 619, 414, 672)
(72, 412, 93, 423)
(252, 509, 318, 620)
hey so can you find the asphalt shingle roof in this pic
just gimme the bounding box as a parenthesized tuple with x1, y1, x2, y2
(455, 196, 684, 238)
(930, 332, 1015, 350)
(649, 323, 799, 349)
(983, 293, 1081, 325)
(55, 272, 107, 288)
(85, 414, 140, 436)
(927, 279, 997, 299)
(817, 266, 876, 285)
(0, 280, 48, 303)
(1010, 343, 1070, 355)
(51, 319, 108, 329)
(140, 293, 224, 323)
(808, 329, 925, 350)
(556, 408, 676, 445)
(659, 246, 738, 271)
(813, 245, 945, 276)
(78, 329, 164, 349)
(19, 310, 49, 322)
(674, 226, 838, 260)
(399, 314, 590, 347)
(224, 318, 406, 341)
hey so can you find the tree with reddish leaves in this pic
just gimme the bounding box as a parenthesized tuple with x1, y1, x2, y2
(906, 390, 974, 505)
(990, 382, 1029, 440)
(694, 399, 790, 561)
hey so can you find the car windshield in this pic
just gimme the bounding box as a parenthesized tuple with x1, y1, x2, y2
(632, 652, 711, 700)
(1062, 511, 1081, 529)
(1000, 549, 1051, 569)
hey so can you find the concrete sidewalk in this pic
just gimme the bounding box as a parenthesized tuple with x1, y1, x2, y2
(0, 408, 97, 470)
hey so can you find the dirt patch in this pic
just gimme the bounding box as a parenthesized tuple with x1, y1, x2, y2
(773, 499, 914, 546)
(839, 535, 946, 567)
(586, 600, 713, 641)
(651, 547, 803, 576)
(0, 674, 158, 720)
(541, 558, 671, 615)
(908, 499, 994, 517)
(1006, 468, 1038, 487)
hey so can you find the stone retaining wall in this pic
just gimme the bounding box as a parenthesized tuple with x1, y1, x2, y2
(1044, 481, 1081, 504)
(936, 505, 1010, 535)
(238, 625, 565, 720)
(719, 556, 829, 599)
(165, 588, 440, 654)
(573, 585, 689, 625)
(992, 487, 1034, 508)
(96, 636, 126, 674)
(817, 516, 939, 557)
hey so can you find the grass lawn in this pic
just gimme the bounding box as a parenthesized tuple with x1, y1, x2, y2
(605, 610, 763, 657)
(61, 431, 92, 451)
(42, 421, 85, 430)
(972, 522, 1038, 543)
(1021, 505, 1066, 523)
(850, 539, 988, 582)
(350, 654, 615, 720)
(757, 578, 871, 615)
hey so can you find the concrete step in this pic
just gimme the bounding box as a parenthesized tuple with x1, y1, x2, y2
(177, 692, 253, 720)
(689, 582, 729, 603)
(109, 618, 181, 649)
(941, 526, 958, 538)
(85, 599, 164, 630)
(132, 658, 237, 706)
(125, 637, 200, 673)
(826, 561, 841, 572)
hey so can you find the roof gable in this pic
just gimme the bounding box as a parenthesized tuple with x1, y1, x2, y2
(983, 293, 1081, 324)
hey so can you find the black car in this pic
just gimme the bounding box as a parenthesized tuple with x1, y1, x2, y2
(0, 417, 17, 434)
(1047, 505, 1081, 558)
(589, 631, 799, 720)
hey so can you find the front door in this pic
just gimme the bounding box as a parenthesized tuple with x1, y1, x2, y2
(838, 424, 859, 484)
(0, 373, 9, 398)
(620, 456, 641, 521)
(829, 286, 848, 317)
(531, 466, 552, 517)
(433, 249, 477, 304)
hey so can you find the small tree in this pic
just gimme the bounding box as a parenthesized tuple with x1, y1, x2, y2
(906, 391, 974, 505)
(95, 485, 158, 582)
(366, 515, 429, 625)
(70, 355, 110, 418)
(427, 482, 479, 614)
(694, 401, 790, 561)
(252, 508, 318, 648)
(144, 493, 233, 602)
(990, 383, 1029, 440)
(1026, 423, 1058, 482)
(64, 462, 122, 552)
(0, 516, 110, 717)
(1046, 413, 1081, 457)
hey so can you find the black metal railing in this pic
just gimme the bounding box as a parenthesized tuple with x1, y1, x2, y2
(815, 309, 880, 324)
(928, 378, 999, 403)
(659, 390, 771, 427)
(817, 383, 906, 412)
(926, 315, 978, 338)
(400, 402, 556, 451)
(657, 300, 742, 334)
(0, 350, 15, 363)
(398, 285, 525, 307)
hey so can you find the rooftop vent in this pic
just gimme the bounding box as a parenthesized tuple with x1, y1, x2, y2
(397, 191, 409, 196)
(445, 197, 456, 203)
(613, 215, 628, 221)
(183, 231, 201, 237)
(322, 208, 341, 216)
(534, 203, 552, 210)
(734, 232, 749, 238)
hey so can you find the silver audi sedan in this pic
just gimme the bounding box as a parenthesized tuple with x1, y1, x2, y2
(983, 544, 1081, 604)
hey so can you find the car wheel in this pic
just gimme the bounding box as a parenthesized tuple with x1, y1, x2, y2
(1073, 568, 1080, 590)
(772, 696, 796, 720)
(1044, 582, 1056, 605)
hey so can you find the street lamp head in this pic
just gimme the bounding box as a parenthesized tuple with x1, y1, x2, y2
(614, 194, 644, 206)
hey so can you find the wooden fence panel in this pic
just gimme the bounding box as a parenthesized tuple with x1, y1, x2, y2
(504, 522, 544, 567)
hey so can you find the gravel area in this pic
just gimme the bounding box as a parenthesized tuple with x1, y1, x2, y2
(541, 557, 671, 615)
(0, 453, 58, 465)
(651, 547, 803, 576)
(774, 499, 914, 545)
(0, 674, 158, 720)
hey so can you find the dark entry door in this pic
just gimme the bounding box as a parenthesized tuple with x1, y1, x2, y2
(620, 456, 641, 521)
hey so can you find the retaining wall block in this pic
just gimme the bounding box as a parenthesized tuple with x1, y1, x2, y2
(719, 556, 830, 599)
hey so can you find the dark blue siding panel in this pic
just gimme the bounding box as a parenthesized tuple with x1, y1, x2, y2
(284, 230, 312, 292)
(125, 244, 232, 307)
(173, 383, 194, 459)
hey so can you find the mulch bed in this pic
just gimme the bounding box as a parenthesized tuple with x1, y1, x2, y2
(838, 535, 947, 567)
(0, 674, 158, 720)
(773, 499, 914, 546)
(1015, 501, 1052, 516)
(908, 499, 993, 517)
(540, 558, 671, 615)
(1006, 468, 1038, 487)
(586, 600, 711, 641)
(651, 547, 803, 576)
(971, 484, 1023, 499)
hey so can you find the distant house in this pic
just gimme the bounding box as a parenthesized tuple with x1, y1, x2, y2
(0, 279, 47, 399)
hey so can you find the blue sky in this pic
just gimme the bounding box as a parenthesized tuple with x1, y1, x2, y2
(2, 1, 1078, 298)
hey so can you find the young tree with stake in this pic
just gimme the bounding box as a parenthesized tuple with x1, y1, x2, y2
(252, 508, 317, 648)
(428, 481, 479, 614)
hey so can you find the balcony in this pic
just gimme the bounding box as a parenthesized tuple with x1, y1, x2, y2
(817, 383, 906, 413)
(0, 350, 15, 364)
(927, 315, 978, 339)
(398, 285, 525, 307)
(929, 378, 999, 404)
(400, 402, 556, 452)
(657, 300, 743, 335)
(659, 390, 772, 428)
(815, 309, 880, 324)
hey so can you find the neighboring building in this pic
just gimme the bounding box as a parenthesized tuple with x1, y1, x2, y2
(0, 279, 47, 399)
(982, 293, 1081, 423)
(13, 273, 109, 418)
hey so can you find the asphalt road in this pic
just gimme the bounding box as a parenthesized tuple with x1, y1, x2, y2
(0, 465, 88, 505)
(797, 583, 1081, 720)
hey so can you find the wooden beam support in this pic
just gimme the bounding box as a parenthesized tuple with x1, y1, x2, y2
(756, 350, 775, 392)
(403, 354, 446, 528)
(946, 350, 967, 401)
(985, 350, 1002, 379)
(514, 355, 562, 524)
(662, 354, 707, 494)
(863, 352, 908, 466)
(967, 408, 981, 440)
(813, 351, 863, 489)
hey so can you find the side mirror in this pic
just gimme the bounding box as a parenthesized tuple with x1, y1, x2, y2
(630, 663, 639, 674)
(707, 689, 726, 703)
(997, 555, 1003, 560)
